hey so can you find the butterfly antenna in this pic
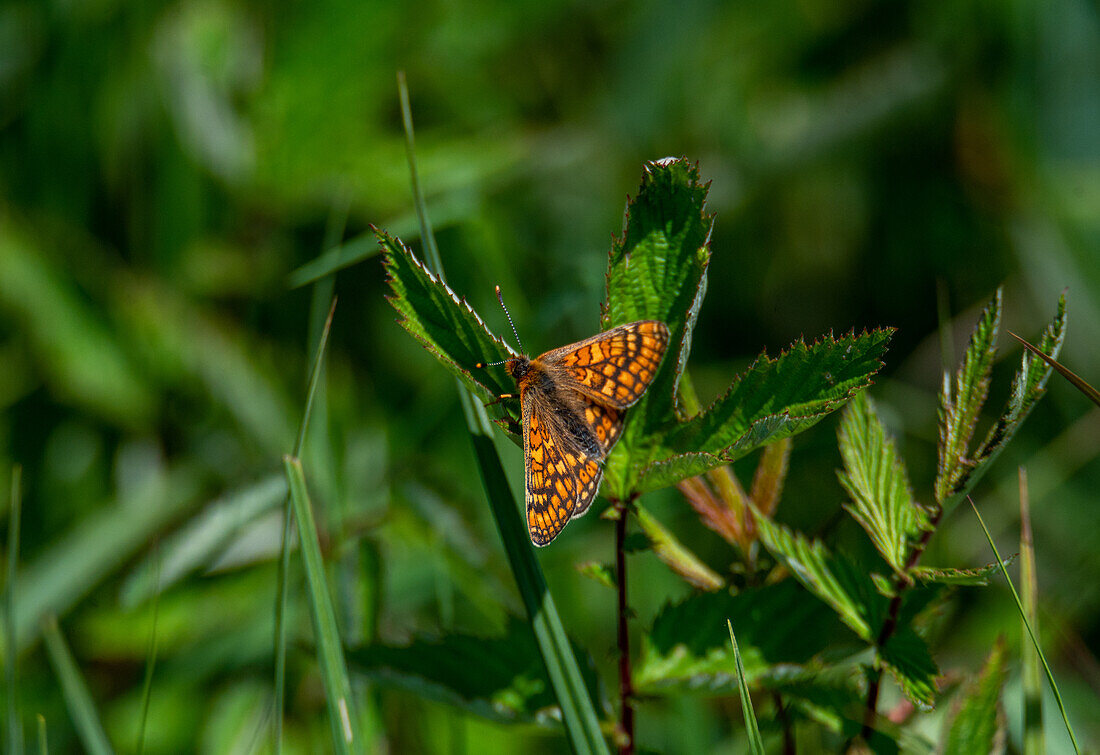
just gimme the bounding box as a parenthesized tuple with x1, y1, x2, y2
(474, 286, 525, 369)
(495, 285, 524, 354)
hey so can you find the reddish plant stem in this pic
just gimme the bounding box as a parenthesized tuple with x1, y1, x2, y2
(859, 511, 942, 743)
(773, 692, 794, 755)
(615, 502, 635, 754)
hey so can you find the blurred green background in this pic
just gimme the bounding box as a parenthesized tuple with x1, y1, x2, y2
(1, 0, 1098, 751)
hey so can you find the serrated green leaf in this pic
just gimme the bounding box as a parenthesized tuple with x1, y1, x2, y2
(601, 158, 714, 497)
(912, 557, 1017, 587)
(879, 626, 939, 707)
(753, 514, 883, 641)
(936, 293, 1066, 517)
(942, 637, 1007, 755)
(347, 618, 608, 727)
(758, 665, 866, 736)
(936, 290, 1002, 507)
(837, 392, 929, 574)
(634, 503, 724, 591)
(639, 331, 893, 493)
(635, 582, 842, 695)
(381, 231, 516, 403)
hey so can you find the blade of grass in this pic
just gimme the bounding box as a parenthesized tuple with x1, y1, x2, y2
(1018, 469, 1044, 755)
(398, 71, 609, 754)
(135, 544, 160, 755)
(283, 458, 358, 754)
(36, 714, 45, 755)
(6, 465, 22, 755)
(968, 496, 1078, 754)
(41, 616, 113, 755)
(1008, 331, 1099, 408)
(274, 297, 338, 752)
(727, 620, 764, 755)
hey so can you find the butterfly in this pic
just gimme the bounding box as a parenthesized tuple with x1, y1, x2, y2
(478, 289, 670, 546)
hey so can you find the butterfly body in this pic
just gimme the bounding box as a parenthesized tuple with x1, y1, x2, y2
(502, 320, 670, 546)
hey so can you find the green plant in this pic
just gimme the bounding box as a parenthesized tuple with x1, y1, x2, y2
(381, 159, 914, 750)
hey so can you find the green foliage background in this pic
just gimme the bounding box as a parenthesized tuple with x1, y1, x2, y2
(0, 0, 1098, 752)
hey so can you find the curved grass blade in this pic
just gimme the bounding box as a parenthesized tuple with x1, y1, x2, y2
(274, 297, 338, 752)
(41, 616, 113, 755)
(6, 465, 22, 755)
(283, 457, 358, 754)
(1018, 469, 1044, 755)
(727, 620, 765, 755)
(1008, 330, 1099, 408)
(968, 496, 1079, 754)
(398, 72, 609, 754)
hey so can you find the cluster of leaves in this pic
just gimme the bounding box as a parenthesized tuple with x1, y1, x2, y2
(377, 158, 1070, 751)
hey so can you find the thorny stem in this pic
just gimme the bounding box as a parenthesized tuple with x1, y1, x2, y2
(858, 509, 942, 744)
(615, 499, 634, 755)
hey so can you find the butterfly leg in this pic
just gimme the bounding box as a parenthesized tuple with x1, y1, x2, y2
(482, 393, 517, 408)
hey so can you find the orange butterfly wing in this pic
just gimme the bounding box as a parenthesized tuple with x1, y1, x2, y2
(520, 320, 670, 546)
(523, 401, 581, 546)
(543, 321, 671, 409)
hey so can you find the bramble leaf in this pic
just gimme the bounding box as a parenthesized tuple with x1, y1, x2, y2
(753, 515, 884, 641)
(381, 230, 516, 402)
(634, 581, 843, 695)
(348, 618, 608, 727)
(638, 330, 893, 493)
(936, 290, 1001, 507)
(837, 392, 929, 575)
(600, 158, 714, 497)
(880, 626, 939, 708)
(942, 637, 1007, 755)
(912, 557, 1017, 587)
(935, 293, 1066, 517)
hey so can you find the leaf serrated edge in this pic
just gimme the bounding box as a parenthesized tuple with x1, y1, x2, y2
(680, 327, 895, 427)
(378, 227, 518, 359)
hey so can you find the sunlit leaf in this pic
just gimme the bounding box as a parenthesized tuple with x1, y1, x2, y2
(639, 331, 892, 493)
(753, 515, 883, 641)
(381, 231, 516, 404)
(941, 637, 1007, 755)
(936, 293, 1066, 517)
(837, 392, 929, 574)
(912, 557, 1017, 587)
(879, 626, 939, 707)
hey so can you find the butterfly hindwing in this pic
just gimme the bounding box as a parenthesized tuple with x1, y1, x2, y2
(522, 393, 579, 546)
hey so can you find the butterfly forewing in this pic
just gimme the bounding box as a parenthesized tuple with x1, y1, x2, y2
(544, 321, 671, 409)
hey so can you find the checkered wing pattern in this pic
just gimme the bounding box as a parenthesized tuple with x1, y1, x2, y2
(518, 320, 670, 546)
(523, 402, 580, 546)
(544, 321, 671, 409)
(571, 458, 603, 520)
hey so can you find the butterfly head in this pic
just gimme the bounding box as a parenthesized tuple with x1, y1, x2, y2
(507, 356, 530, 381)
